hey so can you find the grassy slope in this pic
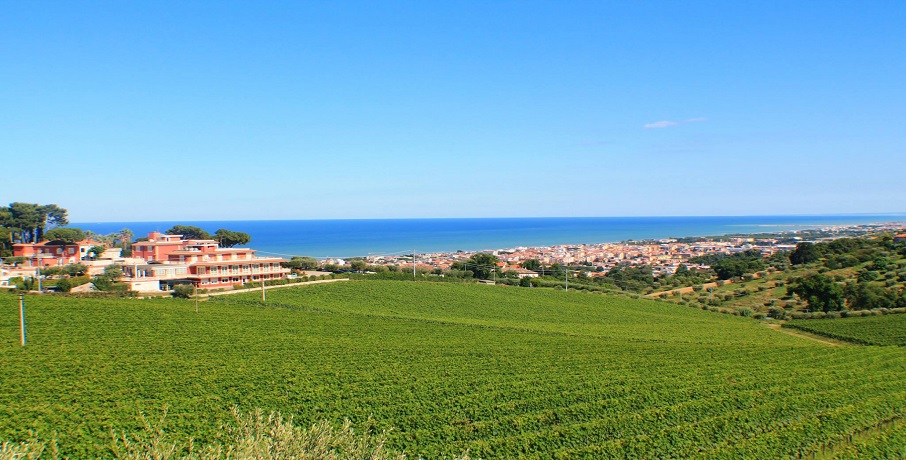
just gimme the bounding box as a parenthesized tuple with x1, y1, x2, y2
(0, 281, 904, 458)
(785, 314, 906, 346)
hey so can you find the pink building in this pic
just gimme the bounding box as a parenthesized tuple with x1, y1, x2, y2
(124, 232, 289, 291)
(12, 239, 103, 266)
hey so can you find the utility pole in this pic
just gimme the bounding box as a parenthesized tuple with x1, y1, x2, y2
(18, 293, 26, 346)
(565, 269, 568, 292)
(261, 275, 266, 303)
(413, 249, 416, 280)
(194, 283, 198, 313)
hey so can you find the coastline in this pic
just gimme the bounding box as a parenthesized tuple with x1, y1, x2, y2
(72, 215, 906, 259)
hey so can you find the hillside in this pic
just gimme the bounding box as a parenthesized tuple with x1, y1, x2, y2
(1, 281, 905, 458)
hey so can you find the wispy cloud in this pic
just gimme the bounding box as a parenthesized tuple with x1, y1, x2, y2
(644, 120, 679, 129)
(644, 117, 707, 129)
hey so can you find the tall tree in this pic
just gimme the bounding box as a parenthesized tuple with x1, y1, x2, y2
(214, 229, 251, 248)
(0, 203, 69, 243)
(165, 225, 211, 240)
(789, 273, 845, 312)
(452, 253, 500, 279)
(43, 227, 86, 243)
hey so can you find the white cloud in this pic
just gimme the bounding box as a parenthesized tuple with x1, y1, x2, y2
(644, 117, 707, 129)
(644, 120, 680, 129)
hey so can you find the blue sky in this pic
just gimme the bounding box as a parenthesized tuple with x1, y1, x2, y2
(2, 1, 904, 222)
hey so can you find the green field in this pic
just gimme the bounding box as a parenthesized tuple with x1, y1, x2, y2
(785, 314, 906, 346)
(2, 281, 906, 458)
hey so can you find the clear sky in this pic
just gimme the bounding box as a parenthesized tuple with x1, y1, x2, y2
(2, 1, 904, 222)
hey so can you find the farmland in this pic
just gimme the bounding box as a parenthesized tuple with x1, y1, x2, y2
(785, 314, 906, 346)
(2, 280, 906, 458)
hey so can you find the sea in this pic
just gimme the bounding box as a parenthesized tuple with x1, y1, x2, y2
(71, 215, 906, 260)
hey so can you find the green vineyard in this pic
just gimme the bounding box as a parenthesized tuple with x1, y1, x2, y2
(2, 281, 905, 458)
(785, 314, 906, 346)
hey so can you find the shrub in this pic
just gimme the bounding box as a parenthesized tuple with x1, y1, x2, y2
(735, 307, 754, 317)
(172, 284, 195, 299)
(753, 312, 767, 320)
(55, 278, 72, 293)
(106, 407, 414, 460)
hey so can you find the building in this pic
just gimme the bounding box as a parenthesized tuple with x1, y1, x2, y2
(12, 239, 104, 267)
(123, 232, 289, 292)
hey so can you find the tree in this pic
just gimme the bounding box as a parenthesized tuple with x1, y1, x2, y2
(43, 227, 86, 243)
(282, 256, 319, 271)
(55, 277, 72, 293)
(349, 259, 368, 272)
(521, 259, 542, 271)
(66, 264, 88, 276)
(214, 229, 251, 248)
(0, 203, 69, 243)
(165, 225, 211, 240)
(789, 273, 845, 312)
(92, 265, 124, 291)
(87, 246, 106, 259)
(789, 242, 823, 265)
(118, 228, 134, 253)
(844, 282, 896, 310)
(103, 265, 123, 280)
(452, 253, 499, 280)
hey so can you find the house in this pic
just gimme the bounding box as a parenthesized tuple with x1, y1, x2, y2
(122, 232, 289, 292)
(12, 239, 104, 267)
(895, 233, 906, 243)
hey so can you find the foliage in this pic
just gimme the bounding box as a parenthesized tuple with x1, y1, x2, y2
(42, 227, 86, 243)
(92, 265, 125, 292)
(213, 229, 251, 248)
(172, 284, 195, 298)
(789, 242, 823, 265)
(282, 256, 320, 271)
(55, 278, 72, 293)
(785, 314, 906, 346)
(165, 225, 212, 240)
(106, 407, 407, 460)
(2, 282, 906, 458)
(0, 202, 68, 244)
(87, 246, 106, 259)
(520, 259, 542, 271)
(451, 253, 499, 280)
(603, 264, 656, 291)
(789, 273, 845, 312)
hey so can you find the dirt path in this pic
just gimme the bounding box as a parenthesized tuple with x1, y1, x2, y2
(766, 323, 844, 346)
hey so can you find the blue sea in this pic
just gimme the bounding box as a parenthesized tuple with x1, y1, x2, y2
(73, 215, 905, 259)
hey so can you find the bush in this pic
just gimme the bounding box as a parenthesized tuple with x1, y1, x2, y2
(172, 284, 195, 298)
(108, 407, 417, 460)
(735, 307, 754, 317)
(55, 278, 72, 293)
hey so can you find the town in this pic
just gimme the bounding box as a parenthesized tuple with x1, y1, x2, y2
(4, 220, 904, 294)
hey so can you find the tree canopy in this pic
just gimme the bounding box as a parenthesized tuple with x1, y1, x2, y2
(281, 256, 320, 271)
(165, 225, 212, 240)
(43, 227, 86, 243)
(789, 273, 845, 312)
(214, 229, 251, 248)
(452, 253, 500, 280)
(0, 202, 69, 243)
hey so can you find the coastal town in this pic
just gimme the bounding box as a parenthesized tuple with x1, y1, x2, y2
(360, 222, 906, 278)
(4, 218, 903, 294)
